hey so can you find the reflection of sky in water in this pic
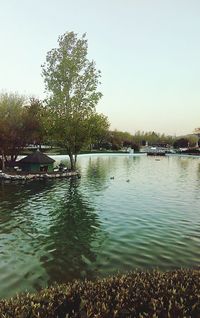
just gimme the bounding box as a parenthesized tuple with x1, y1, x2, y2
(0, 155, 200, 298)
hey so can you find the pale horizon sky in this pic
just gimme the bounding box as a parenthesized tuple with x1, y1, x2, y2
(0, 0, 200, 136)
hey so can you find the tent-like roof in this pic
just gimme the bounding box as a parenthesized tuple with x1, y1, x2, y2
(19, 150, 55, 164)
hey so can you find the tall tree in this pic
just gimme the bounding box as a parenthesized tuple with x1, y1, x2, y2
(42, 31, 103, 170)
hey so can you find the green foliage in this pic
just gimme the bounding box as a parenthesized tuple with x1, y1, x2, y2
(96, 129, 176, 151)
(24, 98, 46, 146)
(0, 92, 26, 166)
(194, 127, 200, 137)
(88, 113, 110, 147)
(187, 134, 199, 146)
(42, 31, 103, 170)
(108, 130, 134, 150)
(133, 130, 175, 146)
(0, 93, 45, 168)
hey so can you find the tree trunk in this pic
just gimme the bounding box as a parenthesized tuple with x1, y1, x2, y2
(1, 151, 5, 171)
(11, 154, 18, 162)
(69, 152, 76, 171)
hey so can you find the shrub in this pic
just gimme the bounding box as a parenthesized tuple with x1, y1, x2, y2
(1, 269, 200, 317)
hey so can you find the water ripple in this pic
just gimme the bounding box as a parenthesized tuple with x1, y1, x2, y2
(0, 155, 200, 297)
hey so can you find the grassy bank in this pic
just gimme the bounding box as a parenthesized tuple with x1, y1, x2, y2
(1, 269, 200, 317)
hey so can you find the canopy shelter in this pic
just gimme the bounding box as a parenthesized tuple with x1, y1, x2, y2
(18, 150, 55, 173)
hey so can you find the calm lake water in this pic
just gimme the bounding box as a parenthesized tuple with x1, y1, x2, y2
(0, 154, 200, 298)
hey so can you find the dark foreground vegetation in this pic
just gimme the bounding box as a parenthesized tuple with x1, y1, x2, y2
(1, 269, 200, 318)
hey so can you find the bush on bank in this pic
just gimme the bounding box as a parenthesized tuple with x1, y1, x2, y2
(0, 269, 200, 318)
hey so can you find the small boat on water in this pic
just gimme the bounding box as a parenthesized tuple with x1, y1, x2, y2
(142, 146, 167, 156)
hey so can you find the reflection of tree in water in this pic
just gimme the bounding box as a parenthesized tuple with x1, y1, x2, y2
(86, 156, 141, 189)
(176, 158, 199, 183)
(177, 158, 189, 171)
(0, 179, 55, 209)
(0, 180, 55, 233)
(0, 176, 103, 295)
(85, 156, 118, 191)
(197, 163, 200, 177)
(39, 178, 102, 284)
(122, 156, 140, 175)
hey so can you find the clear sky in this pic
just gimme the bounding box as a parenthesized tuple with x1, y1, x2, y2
(0, 0, 200, 136)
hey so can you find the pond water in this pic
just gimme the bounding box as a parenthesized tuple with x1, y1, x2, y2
(0, 154, 200, 298)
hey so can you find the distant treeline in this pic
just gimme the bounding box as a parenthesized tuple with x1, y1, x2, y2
(93, 130, 199, 152)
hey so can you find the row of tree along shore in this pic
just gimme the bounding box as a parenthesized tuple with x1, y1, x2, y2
(0, 89, 199, 172)
(1, 31, 200, 172)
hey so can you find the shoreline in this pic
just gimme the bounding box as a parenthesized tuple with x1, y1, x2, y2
(0, 171, 81, 181)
